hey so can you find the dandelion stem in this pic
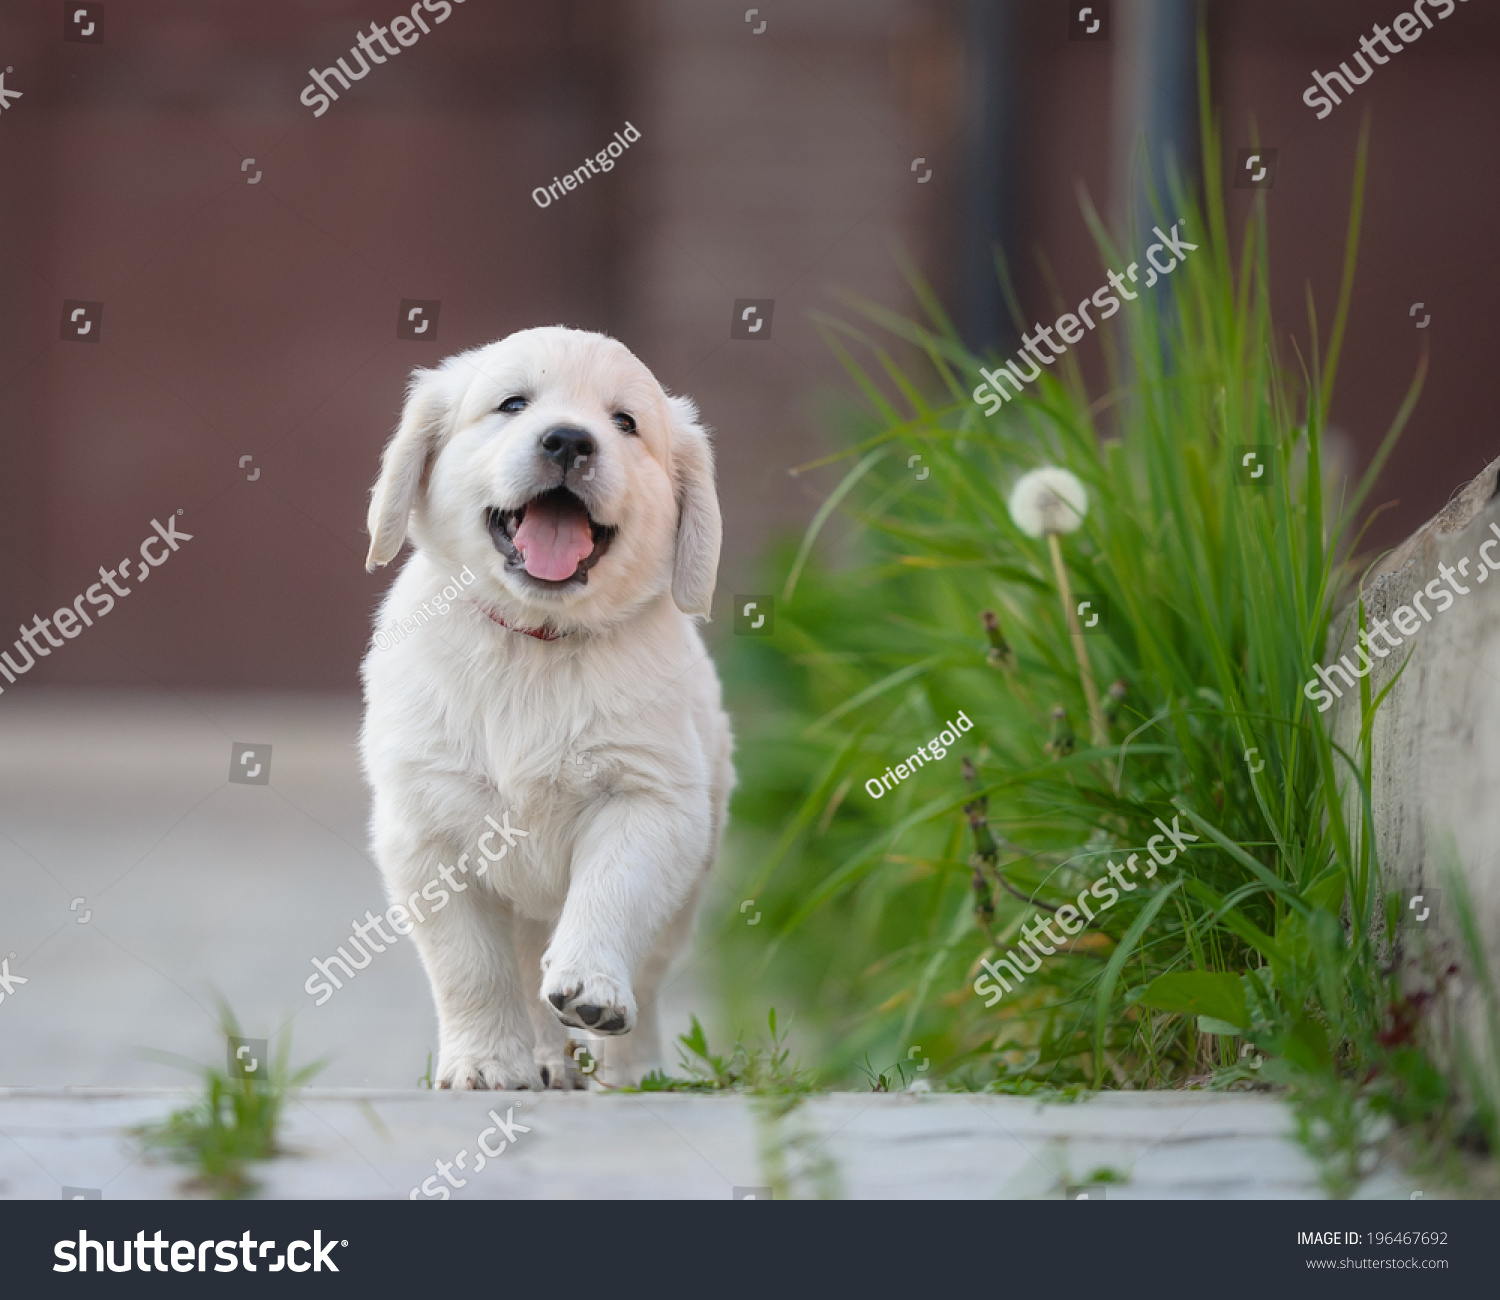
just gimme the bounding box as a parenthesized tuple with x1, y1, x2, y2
(1047, 532, 1107, 746)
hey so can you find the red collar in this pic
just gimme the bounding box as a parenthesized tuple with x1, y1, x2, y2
(475, 602, 563, 642)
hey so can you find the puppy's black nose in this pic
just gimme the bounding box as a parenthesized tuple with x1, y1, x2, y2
(540, 426, 596, 467)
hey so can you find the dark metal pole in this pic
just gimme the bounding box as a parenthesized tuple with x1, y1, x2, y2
(959, 0, 1020, 358)
(1114, 0, 1201, 243)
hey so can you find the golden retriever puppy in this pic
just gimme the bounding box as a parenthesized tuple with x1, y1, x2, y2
(361, 326, 733, 1089)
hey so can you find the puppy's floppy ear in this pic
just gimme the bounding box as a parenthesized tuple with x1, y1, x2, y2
(365, 367, 452, 572)
(666, 394, 722, 618)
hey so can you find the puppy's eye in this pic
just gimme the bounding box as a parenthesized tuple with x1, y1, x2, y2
(612, 412, 637, 435)
(497, 396, 528, 415)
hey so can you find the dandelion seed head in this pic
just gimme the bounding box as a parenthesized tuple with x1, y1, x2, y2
(1007, 467, 1088, 537)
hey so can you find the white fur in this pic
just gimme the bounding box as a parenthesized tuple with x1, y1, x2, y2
(359, 327, 733, 1090)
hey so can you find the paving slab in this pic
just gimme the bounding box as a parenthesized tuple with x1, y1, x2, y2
(0, 1088, 1416, 1200)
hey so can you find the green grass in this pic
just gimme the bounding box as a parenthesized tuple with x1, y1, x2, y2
(134, 1005, 323, 1198)
(710, 52, 1485, 1190)
(628, 1009, 816, 1095)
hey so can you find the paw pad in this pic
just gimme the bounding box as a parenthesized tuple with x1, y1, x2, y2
(541, 972, 634, 1035)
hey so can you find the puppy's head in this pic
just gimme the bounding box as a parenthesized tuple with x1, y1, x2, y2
(365, 327, 721, 626)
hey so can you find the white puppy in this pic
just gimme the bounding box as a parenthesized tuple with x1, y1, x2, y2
(360, 326, 733, 1090)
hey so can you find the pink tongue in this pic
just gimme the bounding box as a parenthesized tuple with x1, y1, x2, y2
(513, 496, 595, 581)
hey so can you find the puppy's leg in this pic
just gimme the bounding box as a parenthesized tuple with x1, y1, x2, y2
(405, 883, 541, 1091)
(599, 881, 702, 1087)
(540, 796, 709, 1042)
(515, 915, 586, 1090)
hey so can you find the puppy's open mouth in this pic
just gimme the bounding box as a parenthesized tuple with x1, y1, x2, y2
(487, 488, 616, 587)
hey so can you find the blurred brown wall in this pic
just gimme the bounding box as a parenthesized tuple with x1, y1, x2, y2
(0, 0, 628, 689)
(1214, 0, 1500, 549)
(982, 0, 1500, 554)
(2, 0, 1496, 690)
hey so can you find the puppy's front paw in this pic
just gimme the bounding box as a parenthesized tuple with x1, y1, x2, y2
(540, 965, 636, 1035)
(436, 1051, 543, 1091)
